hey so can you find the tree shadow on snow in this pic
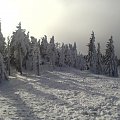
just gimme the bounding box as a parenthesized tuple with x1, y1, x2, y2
(0, 73, 70, 119)
(0, 77, 42, 120)
(16, 76, 69, 106)
(25, 71, 107, 98)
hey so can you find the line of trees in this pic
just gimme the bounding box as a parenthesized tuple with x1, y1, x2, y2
(87, 32, 118, 77)
(0, 23, 119, 83)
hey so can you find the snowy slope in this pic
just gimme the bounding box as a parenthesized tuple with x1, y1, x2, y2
(0, 68, 120, 120)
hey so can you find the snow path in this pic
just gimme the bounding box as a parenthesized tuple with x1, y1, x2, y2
(0, 68, 120, 120)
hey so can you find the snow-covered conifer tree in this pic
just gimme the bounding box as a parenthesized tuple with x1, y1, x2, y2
(77, 53, 87, 70)
(22, 32, 31, 70)
(0, 53, 8, 82)
(96, 43, 103, 74)
(40, 35, 48, 61)
(47, 36, 56, 67)
(0, 21, 6, 57)
(54, 42, 60, 66)
(64, 44, 71, 66)
(10, 22, 30, 74)
(7, 36, 11, 75)
(73, 42, 77, 67)
(69, 44, 74, 67)
(30, 36, 41, 75)
(59, 43, 65, 67)
(104, 36, 118, 77)
(87, 31, 97, 73)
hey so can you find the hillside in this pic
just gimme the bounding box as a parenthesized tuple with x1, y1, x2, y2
(0, 68, 120, 120)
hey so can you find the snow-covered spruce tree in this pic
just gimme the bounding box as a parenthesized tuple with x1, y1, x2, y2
(68, 44, 74, 67)
(64, 44, 71, 66)
(0, 53, 8, 82)
(73, 42, 77, 67)
(57, 42, 77, 68)
(0, 21, 8, 82)
(0, 21, 6, 57)
(37, 39, 41, 75)
(22, 32, 31, 70)
(7, 36, 11, 75)
(40, 35, 48, 62)
(104, 36, 118, 77)
(46, 36, 57, 67)
(59, 43, 65, 67)
(30, 37, 37, 71)
(29, 36, 41, 75)
(54, 42, 61, 67)
(10, 22, 30, 75)
(77, 53, 87, 70)
(67, 42, 77, 68)
(87, 31, 97, 73)
(96, 43, 103, 74)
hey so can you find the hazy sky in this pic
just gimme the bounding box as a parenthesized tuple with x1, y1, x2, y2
(0, 0, 120, 57)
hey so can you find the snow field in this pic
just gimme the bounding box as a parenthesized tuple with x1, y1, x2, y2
(0, 68, 120, 120)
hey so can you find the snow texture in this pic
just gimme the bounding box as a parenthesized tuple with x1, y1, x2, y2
(0, 67, 120, 120)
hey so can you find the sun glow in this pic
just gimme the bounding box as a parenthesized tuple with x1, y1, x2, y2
(0, 0, 64, 38)
(0, 0, 20, 37)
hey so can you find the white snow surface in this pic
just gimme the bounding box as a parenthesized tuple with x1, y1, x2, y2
(0, 67, 120, 120)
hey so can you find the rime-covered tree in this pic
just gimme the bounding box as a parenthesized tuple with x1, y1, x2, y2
(104, 36, 118, 77)
(67, 43, 77, 67)
(73, 42, 77, 67)
(22, 32, 31, 70)
(64, 44, 71, 66)
(0, 53, 8, 82)
(68, 44, 74, 67)
(87, 31, 97, 73)
(96, 43, 103, 74)
(59, 43, 65, 67)
(10, 22, 30, 74)
(54, 42, 61, 66)
(0, 21, 6, 57)
(7, 37, 11, 75)
(77, 53, 87, 70)
(47, 36, 57, 67)
(40, 35, 48, 61)
(29, 36, 41, 75)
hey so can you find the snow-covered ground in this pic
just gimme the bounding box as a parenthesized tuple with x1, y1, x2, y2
(0, 67, 120, 120)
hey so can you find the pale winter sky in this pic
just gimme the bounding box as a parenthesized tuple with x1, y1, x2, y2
(0, 0, 120, 57)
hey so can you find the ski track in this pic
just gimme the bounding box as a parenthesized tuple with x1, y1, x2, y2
(0, 68, 120, 120)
